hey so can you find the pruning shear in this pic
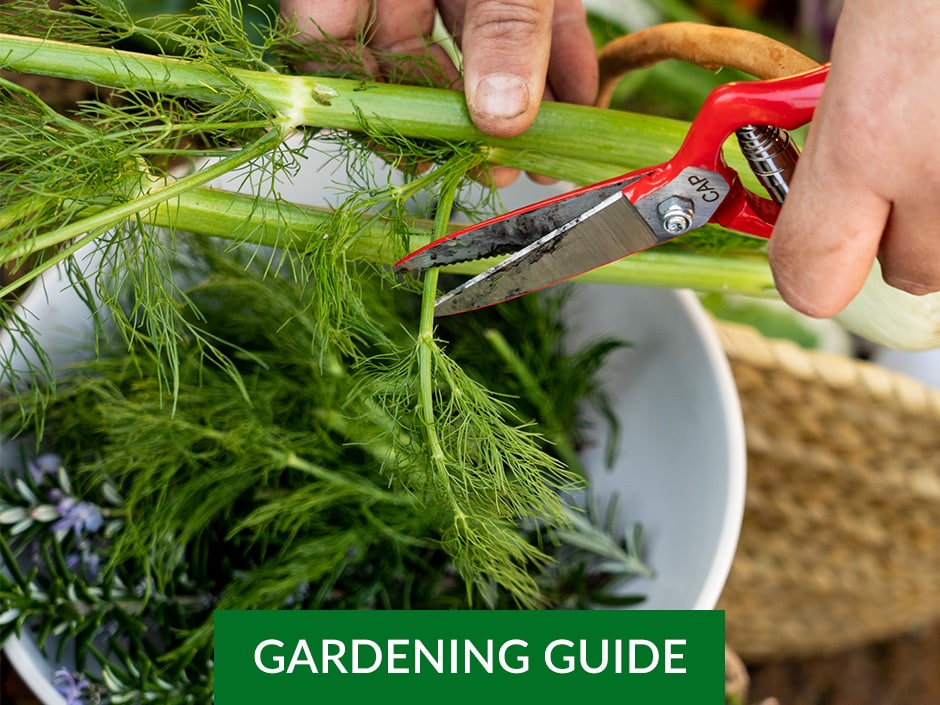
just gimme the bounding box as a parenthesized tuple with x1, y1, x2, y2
(394, 64, 829, 316)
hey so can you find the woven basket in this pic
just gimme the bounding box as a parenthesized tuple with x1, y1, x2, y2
(714, 320, 940, 662)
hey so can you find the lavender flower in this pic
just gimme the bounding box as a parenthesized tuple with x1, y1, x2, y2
(52, 668, 90, 705)
(52, 497, 104, 536)
(66, 550, 102, 582)
(27, 453, 62, 483)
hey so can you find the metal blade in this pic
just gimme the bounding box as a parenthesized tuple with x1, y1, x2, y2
(434, 191, 657, 316)
(395, 174, 644, 273)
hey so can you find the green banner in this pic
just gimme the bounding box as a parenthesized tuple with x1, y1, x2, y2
(214, 610, 725, 703)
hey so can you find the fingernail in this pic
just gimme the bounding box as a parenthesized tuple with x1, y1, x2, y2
(471, 74, 529, 119)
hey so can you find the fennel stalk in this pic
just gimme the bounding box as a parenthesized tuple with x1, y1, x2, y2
(7, 1, 936, 353)
(0, 1, 775, 314)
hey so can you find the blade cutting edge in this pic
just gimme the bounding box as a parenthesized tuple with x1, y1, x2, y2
(434, 191, 658, 316)
(395, 174, 645, 273)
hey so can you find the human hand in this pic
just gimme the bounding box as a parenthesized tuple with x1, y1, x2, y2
(770, 0, 940, 317)
(280, 1, 598, 183)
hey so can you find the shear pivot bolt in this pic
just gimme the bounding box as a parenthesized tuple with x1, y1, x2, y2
(657, 196, 695, 235)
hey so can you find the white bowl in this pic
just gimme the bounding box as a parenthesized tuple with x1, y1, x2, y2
(0, 247, 105, 382)
(2, 140, 745, 702)
(1, 256, 104, 705)
(564, 283, 745, 610)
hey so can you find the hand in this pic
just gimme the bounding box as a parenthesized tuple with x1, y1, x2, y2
(280, 1, 598, 183)
(770, 0, 940, 317)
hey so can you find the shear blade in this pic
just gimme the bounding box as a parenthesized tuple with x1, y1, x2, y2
(434, 191, 657, 316)
(395, 174, 644, 273)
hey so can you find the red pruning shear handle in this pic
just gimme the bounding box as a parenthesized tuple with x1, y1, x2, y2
(395, 64, 829, 316)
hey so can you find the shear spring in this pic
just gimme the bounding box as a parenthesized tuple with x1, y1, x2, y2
(735, 124, 801, 204)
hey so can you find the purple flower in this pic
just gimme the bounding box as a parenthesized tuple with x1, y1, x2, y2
(27, 453, 62, 482)
(52, 498, 103, 536)
(52, 668, 90, 705)
(65, 551, 101, 582)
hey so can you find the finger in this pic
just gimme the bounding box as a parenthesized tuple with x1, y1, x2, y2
(878, 199, 940, 295)
(546, 0, 598, 107)
(469, 164, 521, 189)
(280, 0, 370, 40)
(437, 0, 467, 43)
(370, 0, 436, 46)
(370, 0, 460, 87)
(280, 0, 379, 77)
(460, 0, 553, 138)
(770, 128, 890, 318)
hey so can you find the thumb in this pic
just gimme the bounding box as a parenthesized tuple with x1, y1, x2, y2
(460, 0, 553, 138)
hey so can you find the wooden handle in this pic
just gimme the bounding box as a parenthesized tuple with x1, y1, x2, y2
(596, 22, 820, 108)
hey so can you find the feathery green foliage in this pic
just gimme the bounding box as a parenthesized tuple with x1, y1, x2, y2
(1, 233, 648, 701)
(0, 0, 777, 391)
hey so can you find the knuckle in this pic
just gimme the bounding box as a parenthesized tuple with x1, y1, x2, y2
(467, 0, 546, 41)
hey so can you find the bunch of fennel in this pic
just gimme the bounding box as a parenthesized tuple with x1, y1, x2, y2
(0, 1, 934, 358)
(1, 234, 651, 703)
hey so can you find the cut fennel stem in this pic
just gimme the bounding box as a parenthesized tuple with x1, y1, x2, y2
(838, 262, 940, 351)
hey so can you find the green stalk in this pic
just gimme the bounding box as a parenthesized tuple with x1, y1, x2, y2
(416, 175, 458, 510)
(0, 33, 686, 174)
(0, 129, 285, 300)
(0, 31, 775, 298)
(416, 267, 451, 490)
(142, 186, 777, 297)
(578, 243, 775, 295)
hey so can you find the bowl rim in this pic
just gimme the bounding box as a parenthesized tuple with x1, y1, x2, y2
(671, 288, 746, 610)
(3, 632, 65, 705)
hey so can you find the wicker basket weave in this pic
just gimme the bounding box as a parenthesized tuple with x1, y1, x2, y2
(714, 321, 940, 662)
